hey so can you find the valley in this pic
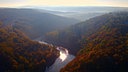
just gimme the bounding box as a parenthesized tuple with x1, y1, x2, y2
(0, 7, 128, 72)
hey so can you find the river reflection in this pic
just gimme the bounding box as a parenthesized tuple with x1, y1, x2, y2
(45, 47, 75, 72)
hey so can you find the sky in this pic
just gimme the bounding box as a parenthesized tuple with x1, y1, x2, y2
(0, 0, 128, 7)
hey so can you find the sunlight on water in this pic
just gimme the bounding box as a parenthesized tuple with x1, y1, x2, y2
(46, 46, 75, 72)
(59, 51, 67, 61)
(57, 47, 68, 61)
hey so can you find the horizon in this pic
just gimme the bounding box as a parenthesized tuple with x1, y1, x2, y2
(0, 0, 128, 8)
(0, 5, 128, 9)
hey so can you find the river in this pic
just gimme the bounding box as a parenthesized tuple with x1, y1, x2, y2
(38, 41, 75, 72)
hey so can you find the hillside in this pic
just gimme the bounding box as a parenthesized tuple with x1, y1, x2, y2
(44, 12, 128, 55)
(0, 8, 79, 39)
(60, 12, 128, 72)
(44, 12, 128, 71)
(61, 26, 128, 72)
(43, 12, 128, 72)
(0, 23, 59, 72)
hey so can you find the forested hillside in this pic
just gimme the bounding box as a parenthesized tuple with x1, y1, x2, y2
(60, 12, 128, 72)
(0, 8, 79, 39)
(0, 23, 59, 72)
(44, 12, 128, 71)
(44, 12, 128, 55)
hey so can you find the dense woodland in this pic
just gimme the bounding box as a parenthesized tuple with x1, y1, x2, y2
(0, 23, 59, 72)
(44, 12, 128, 72)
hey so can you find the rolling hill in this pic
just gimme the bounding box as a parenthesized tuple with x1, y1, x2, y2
(33, 6, 128, 21)
(0, 8, 79, 39)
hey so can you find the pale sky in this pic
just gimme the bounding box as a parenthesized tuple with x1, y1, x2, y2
(0, 0, 128, 7)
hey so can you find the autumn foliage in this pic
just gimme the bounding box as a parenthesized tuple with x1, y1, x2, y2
(0, 24, 59, 72)
(47, 12, 128, 72)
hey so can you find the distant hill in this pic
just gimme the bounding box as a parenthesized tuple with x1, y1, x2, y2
(23, 6, 128, 12)
(0, 8, 79, 39)
(29, 6, 128, 21)
(21, 6, 128, 21)
(36, 9, 104, 21)
(0, 23, 59, 72)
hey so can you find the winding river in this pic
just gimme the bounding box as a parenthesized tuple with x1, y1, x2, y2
(38, 41, 75, 72)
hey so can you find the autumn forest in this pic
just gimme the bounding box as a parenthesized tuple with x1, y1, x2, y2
(0, 6, 128, 72)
